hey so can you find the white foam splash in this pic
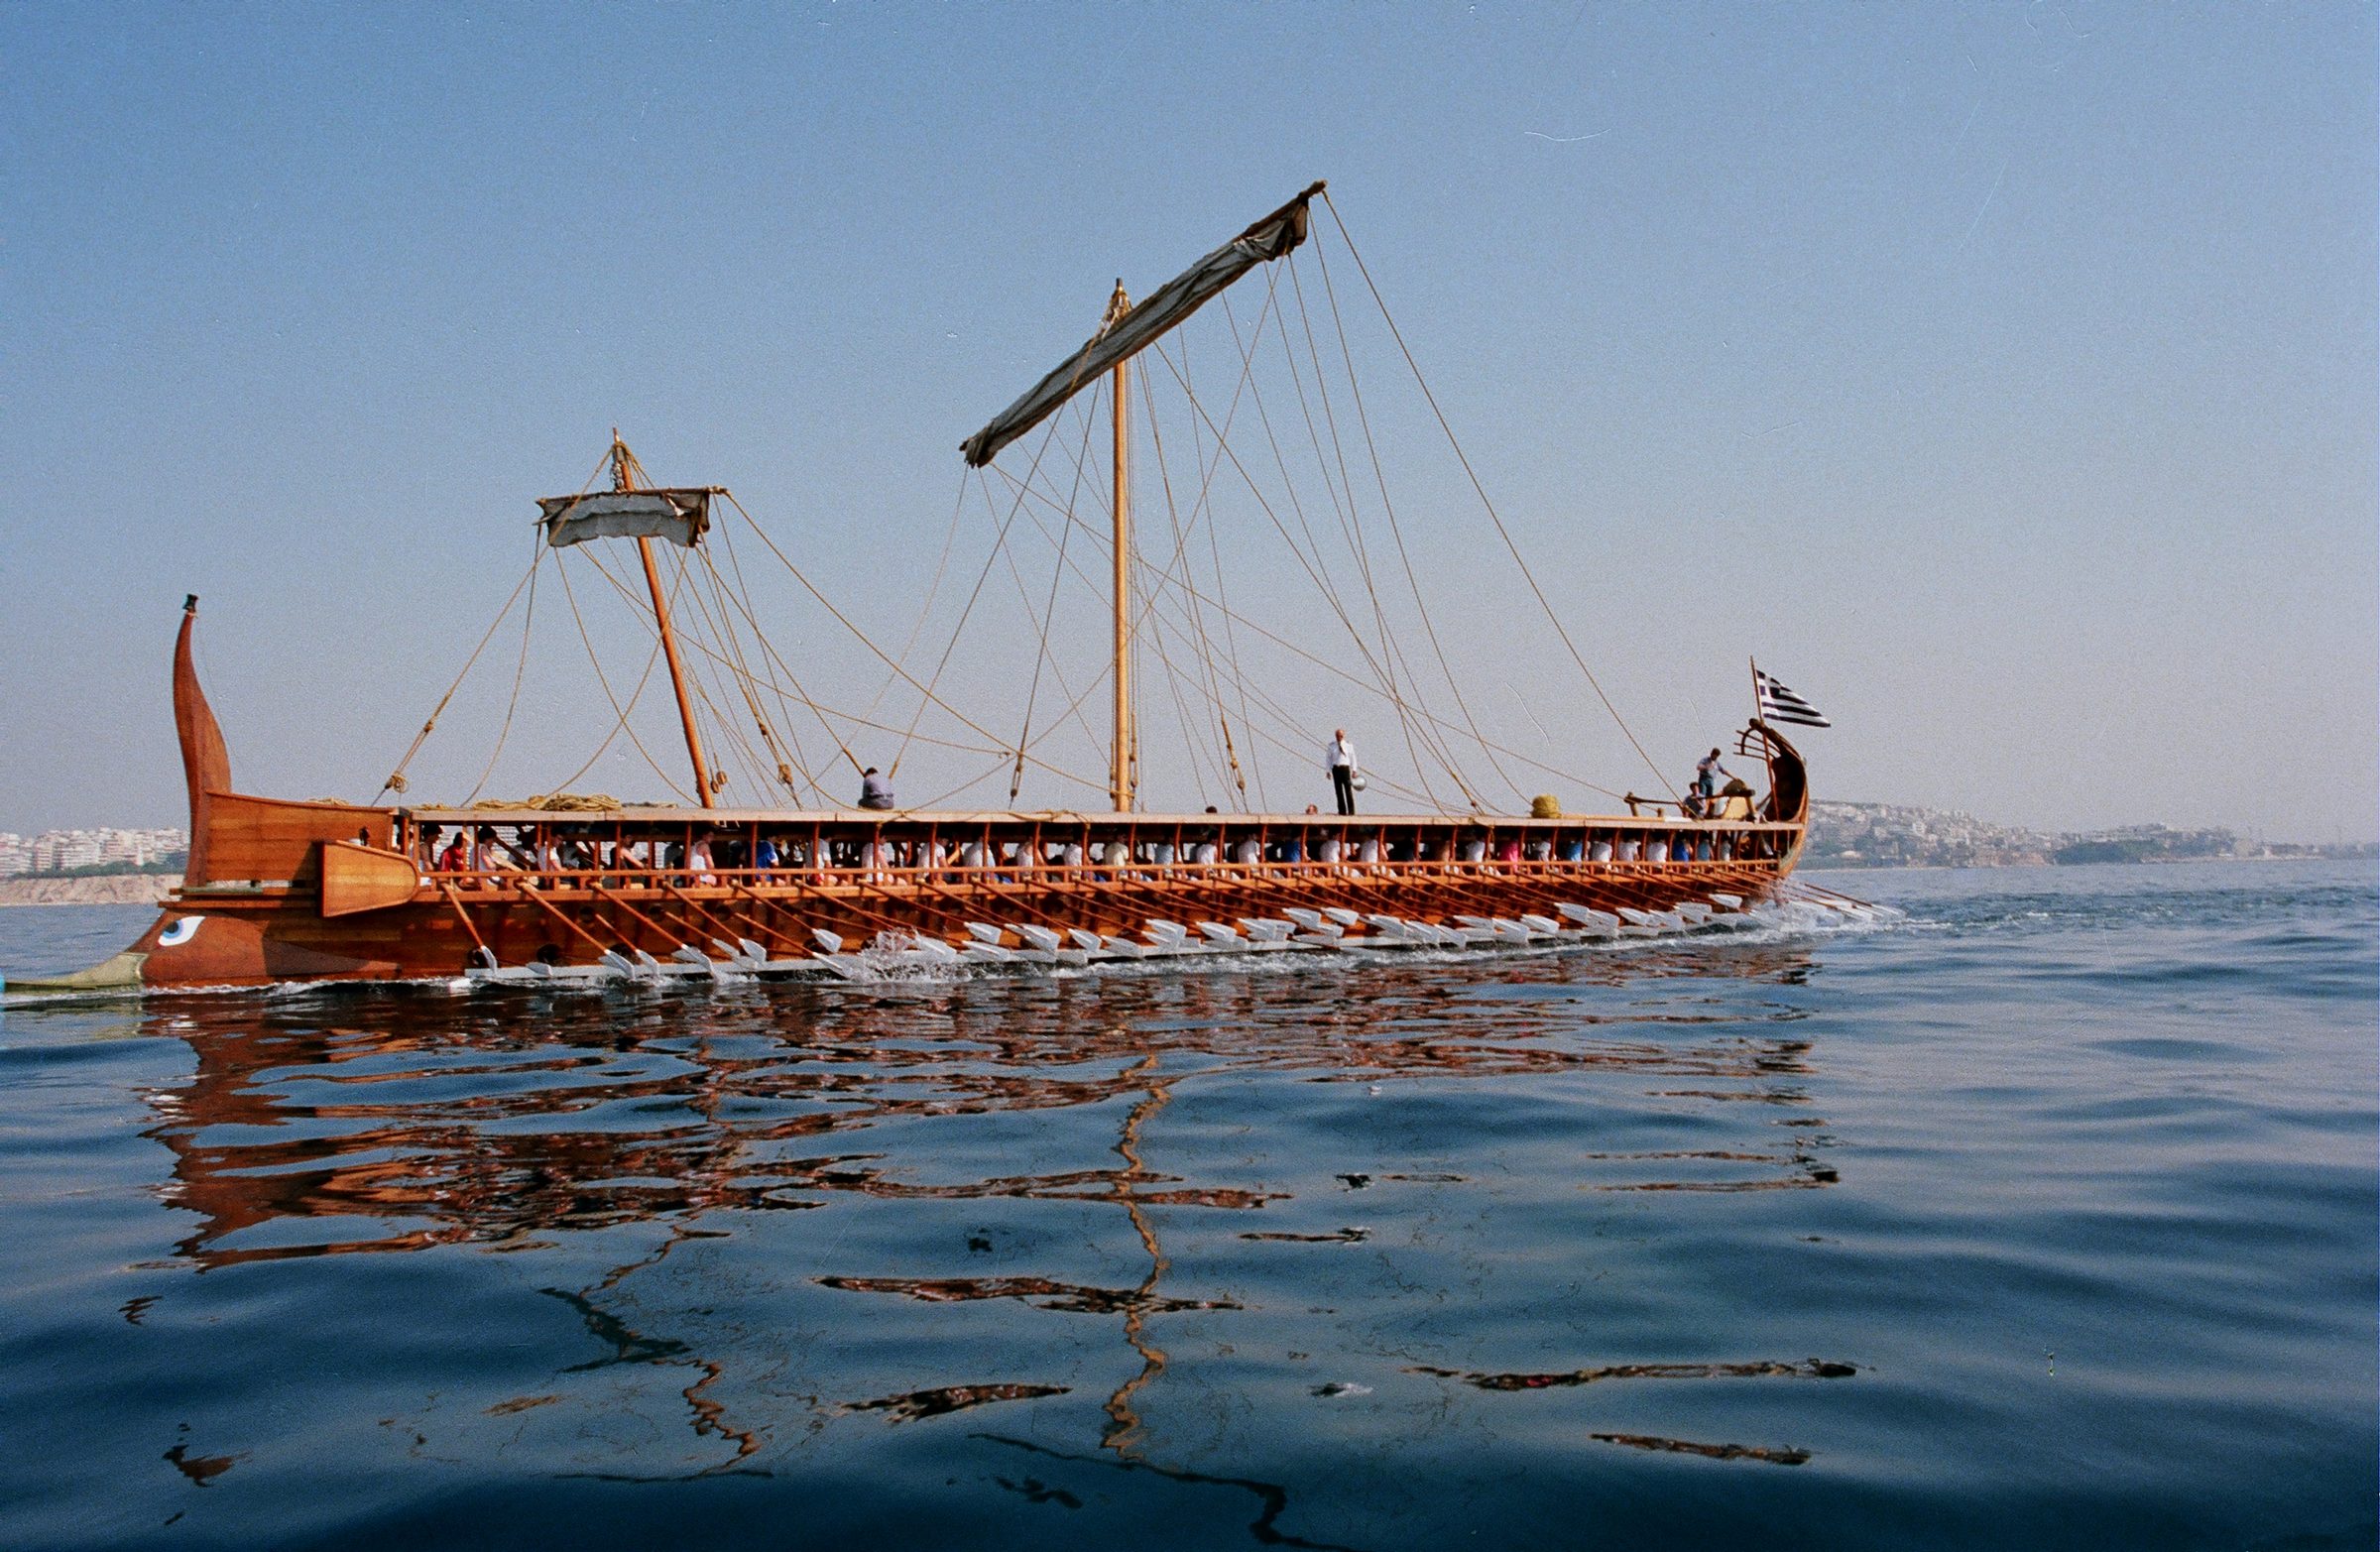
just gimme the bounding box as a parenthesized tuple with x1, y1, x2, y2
(7, 888, 1907, 1007)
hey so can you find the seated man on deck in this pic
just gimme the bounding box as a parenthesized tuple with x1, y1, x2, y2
(857, 767, 895, 810)
(554, 829, 596, 873)
(477, 826, 532, 873)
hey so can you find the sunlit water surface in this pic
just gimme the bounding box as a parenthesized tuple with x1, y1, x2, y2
(1, 862, 2372, 1550)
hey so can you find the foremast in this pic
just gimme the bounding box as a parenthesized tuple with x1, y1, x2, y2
(609, 433, 715, 808)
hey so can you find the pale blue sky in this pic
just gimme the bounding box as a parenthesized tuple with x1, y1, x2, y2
(2, 3, 2372, 840)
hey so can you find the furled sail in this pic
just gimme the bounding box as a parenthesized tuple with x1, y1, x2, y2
(960, 180, 1325, 468)
(536, 489, 715, 549)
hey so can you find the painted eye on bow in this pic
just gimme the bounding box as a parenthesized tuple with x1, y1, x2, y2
(158, 916, 203, 948)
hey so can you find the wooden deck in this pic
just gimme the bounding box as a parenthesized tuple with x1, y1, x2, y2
(133, 803, 1803, 988)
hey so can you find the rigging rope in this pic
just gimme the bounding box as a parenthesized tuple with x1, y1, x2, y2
(672, 554, 772, 798)
(1009, 390, 1103, 801)
(994, 474, 1628, 802)
(675, 511, 864, 796)
(1318, 190, 1680, 802)
(997, 537, 1109, 772)
(721, 490, 1106, 790)
(461, 537, 546, 804)
(450, 196, 1684, 819)
(1294, 244, 1527, 806)
(1145, 274, 1288, 799)
(687, 545, 803, 797)
(580, 543, 754, 795)
(889, 418, 1070, 777)
(573, 522, 1050, 775)
(539, 627, 667, 799)
(858, 469, 972, 729)
(374, 543, 545, 804)
(710, 509, 824, 799)
(1137, 357, 1241, 803)
(1226, 285, 1470, 807)
(1273, 262, 1412, 724)
(553, 545, 696, 803)
(1168, 303, 1264, 805)
(1137, 341, 1490, 804)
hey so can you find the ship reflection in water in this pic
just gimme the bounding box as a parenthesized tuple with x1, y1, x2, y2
(130, 942, 1850, 1540)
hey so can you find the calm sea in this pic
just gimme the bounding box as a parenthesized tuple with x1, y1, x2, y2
(1, 861, 2372, 1551)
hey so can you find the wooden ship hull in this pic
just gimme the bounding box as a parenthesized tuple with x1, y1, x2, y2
(23, 183, 1834, 997)
(132, 807, 1811, 992)
(53, 601, 1806, 994)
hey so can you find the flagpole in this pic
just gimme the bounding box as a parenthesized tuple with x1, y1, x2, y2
(1750, 657, 1776, 819)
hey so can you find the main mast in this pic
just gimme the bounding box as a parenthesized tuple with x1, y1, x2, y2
(612, 433, 714, 808)
(1108, 282, 1134, 812)
(956, 181, 1324, 813)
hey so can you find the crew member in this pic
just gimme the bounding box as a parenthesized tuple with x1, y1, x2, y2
(1325, 729, 1359, 816)
(1694, 748, 1731, 807)
(858, 767, 895, 810)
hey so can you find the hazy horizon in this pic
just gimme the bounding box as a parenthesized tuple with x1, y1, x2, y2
(4, 5, 2373, 842)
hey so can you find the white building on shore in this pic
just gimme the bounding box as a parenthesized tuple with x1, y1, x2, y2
(0, 827, 187, 879)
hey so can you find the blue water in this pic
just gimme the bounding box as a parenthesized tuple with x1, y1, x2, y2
(1, 861, 2372, 1550)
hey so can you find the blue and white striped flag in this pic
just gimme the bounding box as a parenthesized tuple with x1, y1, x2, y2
(1756, 670, 1832, 729)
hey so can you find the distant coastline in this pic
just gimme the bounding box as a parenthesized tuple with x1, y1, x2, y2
(0, 874, 180, 907)
(1804, 855, 2369, 874)
(1807, 800, 2377, 871)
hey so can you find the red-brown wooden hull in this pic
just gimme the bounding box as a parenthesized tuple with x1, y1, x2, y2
(78, 602, 1814, 994)
(131, 831, 1803, 989)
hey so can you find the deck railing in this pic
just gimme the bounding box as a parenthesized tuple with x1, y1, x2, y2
(416, 850, 1789, 893)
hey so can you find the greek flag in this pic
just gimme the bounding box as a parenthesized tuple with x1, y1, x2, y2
(1756, 670, 1832, 728)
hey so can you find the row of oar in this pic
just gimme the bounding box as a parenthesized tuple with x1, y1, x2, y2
(462, 884, 1887, 988)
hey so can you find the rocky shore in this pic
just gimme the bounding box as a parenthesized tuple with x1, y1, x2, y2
(0, 874, 179, 907)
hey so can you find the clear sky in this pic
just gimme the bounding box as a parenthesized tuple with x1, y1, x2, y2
(3, 3, 2373, 841)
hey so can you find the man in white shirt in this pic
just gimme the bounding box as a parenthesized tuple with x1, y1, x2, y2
(1325, 730, 1359, 815)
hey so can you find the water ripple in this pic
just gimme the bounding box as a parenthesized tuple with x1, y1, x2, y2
(0, 861, 2370, 1550)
